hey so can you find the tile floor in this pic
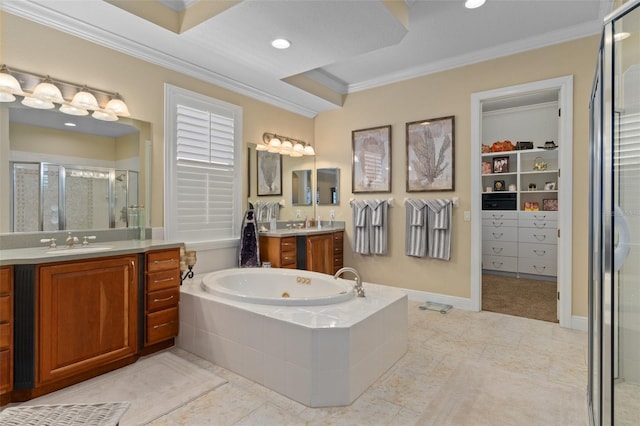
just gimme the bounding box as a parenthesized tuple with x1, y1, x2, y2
(150, 300, 589, 425)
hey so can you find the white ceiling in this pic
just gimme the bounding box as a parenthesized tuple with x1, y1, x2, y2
(2, 0, 612, 118)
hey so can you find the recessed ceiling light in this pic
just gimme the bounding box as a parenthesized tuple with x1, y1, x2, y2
(271, 38, 291, 49)
(465, 0, 486, 9)
(64, 122, 77, 127)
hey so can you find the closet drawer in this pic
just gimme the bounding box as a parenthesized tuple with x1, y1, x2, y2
(482, 211, 518, 220)
(518, 258, 557, 277)
(482, 241, 518, 257)
(482, 226, 518, 242)
(518, 211, 558, 222)
(518, 242, 557, 260)
(481, 218, 518, 229)
(518, 219, 557, 229)
(482, 255, 518, 273)
(519, 228, 557, 245)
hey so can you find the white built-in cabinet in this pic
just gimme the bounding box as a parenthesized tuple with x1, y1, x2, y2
(480, 100, 559, 278)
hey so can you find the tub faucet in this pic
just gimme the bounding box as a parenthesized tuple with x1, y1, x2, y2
(334, 267, 365, 297)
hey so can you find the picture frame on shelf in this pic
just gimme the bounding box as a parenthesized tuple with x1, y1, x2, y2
(257, 150, 282, 196)
(352, 125, 392, 193)
(493, 180, 505, 191)
(406, 115, 455, 192)
(492, 156, 509, 173)
(543, 199, 558, 211)
(482, 161, 492, 175)
(544, 181, 557, 190)
(524, 201, 540, 211)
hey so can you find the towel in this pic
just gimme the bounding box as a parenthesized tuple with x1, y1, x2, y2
(425, 199, 452, 260)
(351, 200, 370, 254)
(367, 199, 388, 255)
(405, 199, 428, 257)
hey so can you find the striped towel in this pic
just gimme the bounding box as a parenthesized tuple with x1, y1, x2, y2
(405, 199, 428, 257)
(351, 200, 370, 254)
(266, 201, 280, 222)
(425, 199, 452, 260)
(367, 199, 388, 255)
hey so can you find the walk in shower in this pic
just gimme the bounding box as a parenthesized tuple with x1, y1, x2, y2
(589, 1, 640, 424)
(10, 162, 138, 232)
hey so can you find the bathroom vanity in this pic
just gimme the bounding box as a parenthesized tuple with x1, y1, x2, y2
(0, 240, 182, 404)
(259, 227, 344, 274)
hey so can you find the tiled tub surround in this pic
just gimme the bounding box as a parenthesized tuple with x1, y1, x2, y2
(178, 274, 408, 407)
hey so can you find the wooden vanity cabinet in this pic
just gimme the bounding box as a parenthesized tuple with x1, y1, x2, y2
(0, 266, 13, 404)
(37, 255, 138, 387)
(306, 233, 334, 274)
(259, 235, 297, 268)
(144, 249, 180, 347)
(333, 231, 344, 274)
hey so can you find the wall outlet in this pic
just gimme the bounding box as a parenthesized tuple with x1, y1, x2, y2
(463, 210, 471, 222)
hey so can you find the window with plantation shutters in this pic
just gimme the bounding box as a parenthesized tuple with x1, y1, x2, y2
(165, 84, 242, 246)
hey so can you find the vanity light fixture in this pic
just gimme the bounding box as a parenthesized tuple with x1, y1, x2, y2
(0, 65, 131, 122)
(260, 132, 315, 157)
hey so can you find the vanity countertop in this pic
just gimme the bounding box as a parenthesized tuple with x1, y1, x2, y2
(0, 239, 183, 266)
(258, 225, 344, 238)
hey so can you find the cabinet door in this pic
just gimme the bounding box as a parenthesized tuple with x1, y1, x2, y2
(306, 233, 333, 274)
(38, 256, 138, 386)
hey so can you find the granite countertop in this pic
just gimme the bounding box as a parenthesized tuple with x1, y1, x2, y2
(0, 239, 184, 265)
(258, 224, 345, 237)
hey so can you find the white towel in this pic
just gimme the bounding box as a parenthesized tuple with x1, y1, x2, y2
(405, 199, 428, 257)
(425, 199, 452, 260)
(367, 199, 388, 255)
(351, 200, 370, 254)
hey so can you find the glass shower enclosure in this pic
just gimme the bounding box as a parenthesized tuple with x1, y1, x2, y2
(589, 1, 640, 424)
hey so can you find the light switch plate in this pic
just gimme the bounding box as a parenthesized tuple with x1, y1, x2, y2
(463, 211, 470, 221)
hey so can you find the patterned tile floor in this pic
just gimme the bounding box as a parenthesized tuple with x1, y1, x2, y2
(150, 300, 589, 426)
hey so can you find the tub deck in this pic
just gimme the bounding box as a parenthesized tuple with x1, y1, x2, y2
(178, 274, 408, 407)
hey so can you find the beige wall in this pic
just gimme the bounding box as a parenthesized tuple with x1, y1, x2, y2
(315, 36, 600, 317)
(1, 12, 314, 228)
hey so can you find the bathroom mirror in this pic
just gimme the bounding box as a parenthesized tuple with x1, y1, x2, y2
(316, 168, 340, 205)
(247, 143, 315, 221)
(0, 102, 151, 234)
(291, 169, 312, 205)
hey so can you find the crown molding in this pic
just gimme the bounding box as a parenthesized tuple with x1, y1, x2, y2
(1, 1, 320, 118)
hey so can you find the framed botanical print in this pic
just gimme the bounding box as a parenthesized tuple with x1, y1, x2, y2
(406, 116, 455, 192)
(352, 125, 392, 193)
(257, 150, 282, 196)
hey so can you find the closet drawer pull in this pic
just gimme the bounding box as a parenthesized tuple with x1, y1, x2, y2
(533, 222, 547, 228)
(533, 234, 547, 241)
(533, 215, 546, 220)
(491, 261, 504, 268)
(153, 295, 175, 302)
(491, 247, 503, 254)
(492, 221, 503, 227)
(492, 214, 504, 219)
(492, 232, 503, 239)
(154, 277, 175, 284)
(533, 249, 546, 256)
(533, 265, 547, 273)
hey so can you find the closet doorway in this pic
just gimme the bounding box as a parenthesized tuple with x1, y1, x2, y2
(470, 76, 574, 327)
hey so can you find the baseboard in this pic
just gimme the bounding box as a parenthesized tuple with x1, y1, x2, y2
(571, 315, 588, 332)
(401, 287, 475, 311)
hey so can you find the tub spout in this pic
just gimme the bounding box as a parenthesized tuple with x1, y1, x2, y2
(334, 267, 365, 297)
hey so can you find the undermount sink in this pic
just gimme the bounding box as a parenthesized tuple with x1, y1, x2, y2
(45, 246, 114, 255)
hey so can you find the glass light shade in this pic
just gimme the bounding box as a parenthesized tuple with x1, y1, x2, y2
(279, 140, 293, 154)
(293, 142, 305, 153)
(267, 145, 281, 153)
(22, 95, 55, 109)
(105, 96, 131, 117)
(303, 144, 316, 155)
(268, 136, 281, 148)
(0, 68, 24, 95)
(60, 103, 89, 116)
(0, 92, 16, 102)
(255, 143, 268, 151)
(289, 151, 303, 157)
(92, 109, 118, 121)
(32, 81, 64, 103)
(71, 89, 99, 110)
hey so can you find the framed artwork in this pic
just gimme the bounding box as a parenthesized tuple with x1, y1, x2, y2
(544, 181, 557, 190)
(492, 156, 509, 173)
(352, 125, 392, 193)
(406, 116, 455, 192)
(543, 199, 558, 211)
(257, 150, 282, 196)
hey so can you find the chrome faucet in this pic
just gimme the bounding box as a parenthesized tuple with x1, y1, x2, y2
(65, 232, 80, 247)
(334, 267, 365, 297)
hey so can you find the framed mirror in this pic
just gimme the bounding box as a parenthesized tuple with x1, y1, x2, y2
(1, 102, 151, 234)
(316, 168, 340, 205)
(292, 169, 312, 205)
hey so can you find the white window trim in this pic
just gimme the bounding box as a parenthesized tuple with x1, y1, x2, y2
(164, 84, 243, 245)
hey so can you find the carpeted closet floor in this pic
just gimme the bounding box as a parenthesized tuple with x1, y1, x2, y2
(482, 274, 558, 323)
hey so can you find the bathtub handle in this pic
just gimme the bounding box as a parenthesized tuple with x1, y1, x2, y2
(153, 277, 175, 284)
(153, 295, 175, 302)
(153, 320, 176, 329)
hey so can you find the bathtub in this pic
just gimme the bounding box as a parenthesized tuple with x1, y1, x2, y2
(178, 268, 408, 407)
(201, 267, 355, 306)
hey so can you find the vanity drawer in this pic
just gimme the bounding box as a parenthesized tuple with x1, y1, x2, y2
(0, 268, 10, 295)
(147, 287, 180, 312)
(333, 231, 344, 255)
(0, 348, 10, 393)
(146, 249, 181, 273)
(0, 323, 10, 349)
(0, 296, 10, 324)
(146, 307, 179, 345)
(147, 269, 180, 292)
(280, 253, 297, 267)
(482, 255, 517, 273)
(280, 237, 297, 254)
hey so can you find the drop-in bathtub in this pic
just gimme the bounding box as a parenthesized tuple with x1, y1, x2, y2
(178, 268, 408, 407)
